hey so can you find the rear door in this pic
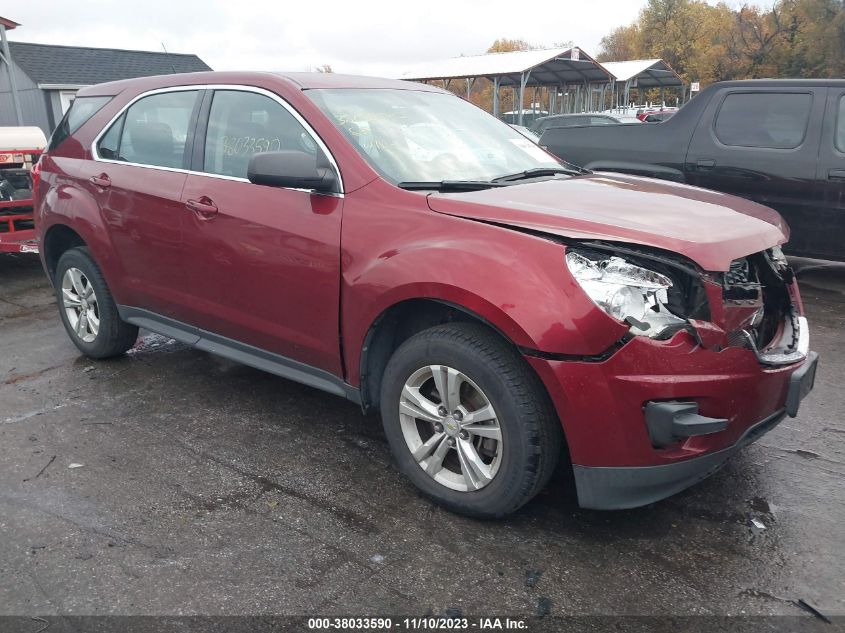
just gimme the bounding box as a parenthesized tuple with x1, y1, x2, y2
(814, 88, 845, 261)
(178, 87, 344, 374)
(88, 89, 202, 317)
(685, 88, 824, 258)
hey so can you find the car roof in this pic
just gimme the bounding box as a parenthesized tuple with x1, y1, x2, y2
(77, 71, 445, 97)
(710, 78, 845, 88)
(543, 113, 613, 119)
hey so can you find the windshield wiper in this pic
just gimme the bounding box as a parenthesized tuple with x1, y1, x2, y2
(491, 166, 586, 183)
(397, 180, 507, 192)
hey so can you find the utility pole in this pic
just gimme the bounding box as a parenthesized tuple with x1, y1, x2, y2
(0, 17, 23, 125)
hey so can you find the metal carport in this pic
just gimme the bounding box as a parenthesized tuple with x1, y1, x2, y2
(601, 59, 685, 107)
(401, 47, 614, 124)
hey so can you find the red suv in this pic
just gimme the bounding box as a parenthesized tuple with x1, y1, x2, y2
(34, 72, 818, 517)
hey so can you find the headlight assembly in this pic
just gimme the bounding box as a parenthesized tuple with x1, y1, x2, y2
(565, 250, 687, 338)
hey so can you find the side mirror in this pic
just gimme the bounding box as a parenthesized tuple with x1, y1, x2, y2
(247, 151, 339, 193)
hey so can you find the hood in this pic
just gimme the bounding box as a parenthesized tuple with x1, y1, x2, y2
(426, 174, 788, 271)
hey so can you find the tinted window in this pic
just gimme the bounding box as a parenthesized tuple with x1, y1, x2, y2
(836, 96, 845, 153)
(203, 90, 317, 179)
(96, 114, 124, 160)
(715, 92, 812, 149)
(117, 91, 198, 168)
(47, 96, 111, 151)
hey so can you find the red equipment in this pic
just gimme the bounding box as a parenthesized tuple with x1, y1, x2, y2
(1, 127, 46, 254)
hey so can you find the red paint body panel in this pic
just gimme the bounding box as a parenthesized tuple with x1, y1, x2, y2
(427, 174, 789, 271)
(339, 179, 630, 385)
(179, 175, 343, 374)
(33, 71, 814, 494)
(529, 329, 804, 468)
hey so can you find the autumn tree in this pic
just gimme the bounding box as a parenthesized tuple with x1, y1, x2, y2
(597, 25, 640, 62)
(598, 0, 845, 89)
(486, 38, 536, 53)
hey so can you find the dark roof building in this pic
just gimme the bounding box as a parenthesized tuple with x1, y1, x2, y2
(0, 41, 211, 133)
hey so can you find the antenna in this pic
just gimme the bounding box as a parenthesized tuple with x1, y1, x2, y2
(161, 42, 177, 74)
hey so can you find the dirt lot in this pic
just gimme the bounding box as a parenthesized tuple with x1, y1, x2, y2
(1, 254, 843, 618)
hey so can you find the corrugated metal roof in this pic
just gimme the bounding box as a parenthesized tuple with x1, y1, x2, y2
(401, 47, 613, 86)
(601, 59, 683, 86)
(7, 41, 211, 87)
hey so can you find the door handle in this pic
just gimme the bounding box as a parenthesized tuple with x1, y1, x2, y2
(829, 169, 845, 182)
(185, 197, 219, 219)
(696, 159, 716, 170)
(89, 174, 111, 188)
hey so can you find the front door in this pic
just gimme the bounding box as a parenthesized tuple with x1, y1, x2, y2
(179, 88, 343, 375)
(814, 88, 845, 261)
(685, 88, 824, 258)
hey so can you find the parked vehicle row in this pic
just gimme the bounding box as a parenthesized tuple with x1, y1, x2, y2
(35, 72, 817, 517)
(539, 79, 845, 262)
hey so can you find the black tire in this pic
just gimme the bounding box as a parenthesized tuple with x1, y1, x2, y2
(54, 247, 138, 359)
(379, 323, 562, 518)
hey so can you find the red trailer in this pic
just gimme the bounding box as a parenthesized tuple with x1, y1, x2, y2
(0, 126, 46, 254)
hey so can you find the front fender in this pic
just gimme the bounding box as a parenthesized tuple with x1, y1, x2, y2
(340, 186, 628, 386)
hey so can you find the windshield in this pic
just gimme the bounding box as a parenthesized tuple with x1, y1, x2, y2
(307, 89, 562, 184)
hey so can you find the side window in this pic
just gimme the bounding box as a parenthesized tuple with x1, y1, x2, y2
(117, 91, 198, 168)
(48, 95, 112, 152)
(202, 90, 318, 179)
(96, 114, 124, 160)
(715, 92, 812, 149)
(836, 96, 845, 153)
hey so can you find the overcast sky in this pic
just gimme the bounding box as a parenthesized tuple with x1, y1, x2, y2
(5, 1, 657, 77)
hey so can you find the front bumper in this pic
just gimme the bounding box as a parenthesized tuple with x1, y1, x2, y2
(573, 407, 787, 510)
(526, 327, 819, 510)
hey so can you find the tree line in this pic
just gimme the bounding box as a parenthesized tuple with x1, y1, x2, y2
(598, 0, 845, 85)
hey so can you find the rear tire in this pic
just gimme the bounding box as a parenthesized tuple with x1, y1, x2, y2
(379, 323, 561, 518)
(55, 247, 138, 359)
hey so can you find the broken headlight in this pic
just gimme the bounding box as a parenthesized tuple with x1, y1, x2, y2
(565, 250, 687, 338)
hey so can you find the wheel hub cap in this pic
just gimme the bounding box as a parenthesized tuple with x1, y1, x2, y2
(61, 267, 100, 344)
(398, 364, 503, 492)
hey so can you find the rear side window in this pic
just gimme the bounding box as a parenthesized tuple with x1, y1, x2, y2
(202, 90, 317, 179)
(97, 115, 123, 159)
(715, 92, 812, 149)
(836, 96, 845, 153)
(114, 91, 198, 169)
(47, 96, 112, 151)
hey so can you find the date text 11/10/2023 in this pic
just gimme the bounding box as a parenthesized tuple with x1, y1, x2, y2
(307, 617, 529, 630)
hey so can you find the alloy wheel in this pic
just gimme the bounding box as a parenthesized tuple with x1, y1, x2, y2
(399, 365, 503, 492)
(61, 267, 100, 343)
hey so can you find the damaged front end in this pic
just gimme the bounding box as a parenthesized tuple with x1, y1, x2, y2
(700, 246, 810, 366)
(567, 241, 811, 367)
(543, 242, 818, 509)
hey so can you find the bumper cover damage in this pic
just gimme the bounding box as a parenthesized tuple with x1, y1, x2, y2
(575, 351, 817, 510)
(527, 328, 819, 510)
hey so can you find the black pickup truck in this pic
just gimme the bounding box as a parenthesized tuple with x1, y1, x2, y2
(539, 79, 845, 261)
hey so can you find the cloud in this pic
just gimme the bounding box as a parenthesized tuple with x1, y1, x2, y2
(7, 0, 647, 76)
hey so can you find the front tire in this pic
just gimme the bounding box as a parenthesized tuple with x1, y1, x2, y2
(55, 247, 138, 359)
(380, 323, 562, 518)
